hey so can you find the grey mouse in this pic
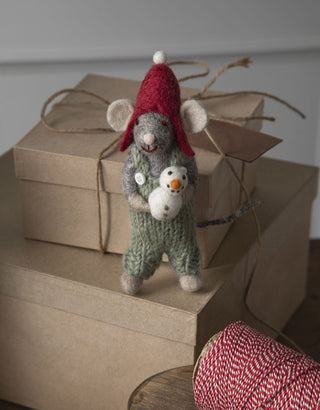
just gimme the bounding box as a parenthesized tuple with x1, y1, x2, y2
(107, 51, 208, 295)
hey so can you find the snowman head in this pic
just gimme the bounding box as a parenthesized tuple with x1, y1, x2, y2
(159, 166, 188, 195)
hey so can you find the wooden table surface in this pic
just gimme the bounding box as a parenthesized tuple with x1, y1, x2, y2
(1, 241, 319, 410)
(128, 366, 196, 410)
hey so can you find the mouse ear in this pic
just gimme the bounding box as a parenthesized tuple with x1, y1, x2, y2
(106, 99, 135, 131)
(180, 99, 208, 134)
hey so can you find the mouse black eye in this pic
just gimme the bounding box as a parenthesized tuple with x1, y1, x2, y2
(161, 120, 167, 126)
(135, 119, 139, 126)
(168, 171, 173, 175)
(182, 175, 186, 180)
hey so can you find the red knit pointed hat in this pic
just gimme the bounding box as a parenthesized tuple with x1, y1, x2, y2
(120, 51, 194, 157)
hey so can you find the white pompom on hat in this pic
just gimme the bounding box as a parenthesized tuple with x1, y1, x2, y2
(153, 50, 167, 65)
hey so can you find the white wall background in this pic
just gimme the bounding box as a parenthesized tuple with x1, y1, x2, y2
(1, 0, 320, 236)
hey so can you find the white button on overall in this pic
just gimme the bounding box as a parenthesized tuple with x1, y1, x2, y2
(135, 173, 146, 185)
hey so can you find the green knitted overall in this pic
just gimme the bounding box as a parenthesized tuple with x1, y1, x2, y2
(123, 143, 201, 279)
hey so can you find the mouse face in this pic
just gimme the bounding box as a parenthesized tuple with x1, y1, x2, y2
(133, 112, 175, 156)
(159, 166, 188, 194)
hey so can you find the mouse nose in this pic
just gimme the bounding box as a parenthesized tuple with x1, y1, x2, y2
(143, 133, 155, 145)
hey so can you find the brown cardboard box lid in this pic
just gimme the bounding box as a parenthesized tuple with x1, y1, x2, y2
(13, 74, 275, 195)
(1, 150, 318, 347)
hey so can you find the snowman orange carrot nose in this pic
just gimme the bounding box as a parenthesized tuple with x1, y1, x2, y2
(170, 179, 182, 190)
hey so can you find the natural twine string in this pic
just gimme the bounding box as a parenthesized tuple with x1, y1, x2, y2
(187, 59, 305, 355)
(198, 90, 305, 119)
(193, 57, 252, 97)
(202, 126, 305, 356)
(190, 56, 305, 119)
(190, 58, 304, 354)
(96, 135, 123, 253)
(41, 87, 118, 252)
(209, 112, 276, 123)
(167, 60, 210, 83)
(41, 88, 112, 133)
(239, 161, 246, 207)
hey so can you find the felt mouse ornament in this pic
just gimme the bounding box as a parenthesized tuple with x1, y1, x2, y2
(107, 50, 208, 295)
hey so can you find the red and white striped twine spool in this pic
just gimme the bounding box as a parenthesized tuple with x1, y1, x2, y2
(194, 321, 320, 409)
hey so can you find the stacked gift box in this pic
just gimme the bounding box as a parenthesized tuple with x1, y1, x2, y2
(13, 74, 274, 266)
(0, 73, 318, 409)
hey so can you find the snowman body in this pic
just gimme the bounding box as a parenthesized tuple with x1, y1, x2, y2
(148, 166, 188, 221)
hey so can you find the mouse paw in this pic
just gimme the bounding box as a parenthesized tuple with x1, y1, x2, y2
(121, 272, 143, 295)
(179, 272, 202, 292)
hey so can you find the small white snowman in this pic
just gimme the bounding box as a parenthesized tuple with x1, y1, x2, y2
(148, 166, 188, 221)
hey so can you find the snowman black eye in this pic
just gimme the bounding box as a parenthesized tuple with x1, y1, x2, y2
(167, 184, 170, 188)
(182, 175, 186, 180)
(168, 171, 173, 175)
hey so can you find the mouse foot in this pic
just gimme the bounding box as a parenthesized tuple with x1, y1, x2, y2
(179, 272, 202, 292)
(121, 272, 143, 295)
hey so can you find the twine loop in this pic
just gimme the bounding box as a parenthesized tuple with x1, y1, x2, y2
(193, 57, 252, 99)
(41, 88, 112, 134)
(167, 60, 210, 82)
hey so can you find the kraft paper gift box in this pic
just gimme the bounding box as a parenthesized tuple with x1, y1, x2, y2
(13, 73, 279, 268)
(0, 150, 318, 410)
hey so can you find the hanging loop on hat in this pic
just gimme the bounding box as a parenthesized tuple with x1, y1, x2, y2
(188, 56, 306, 119)
(195, 57, 252, 97)
(168, 60, 210, 83)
